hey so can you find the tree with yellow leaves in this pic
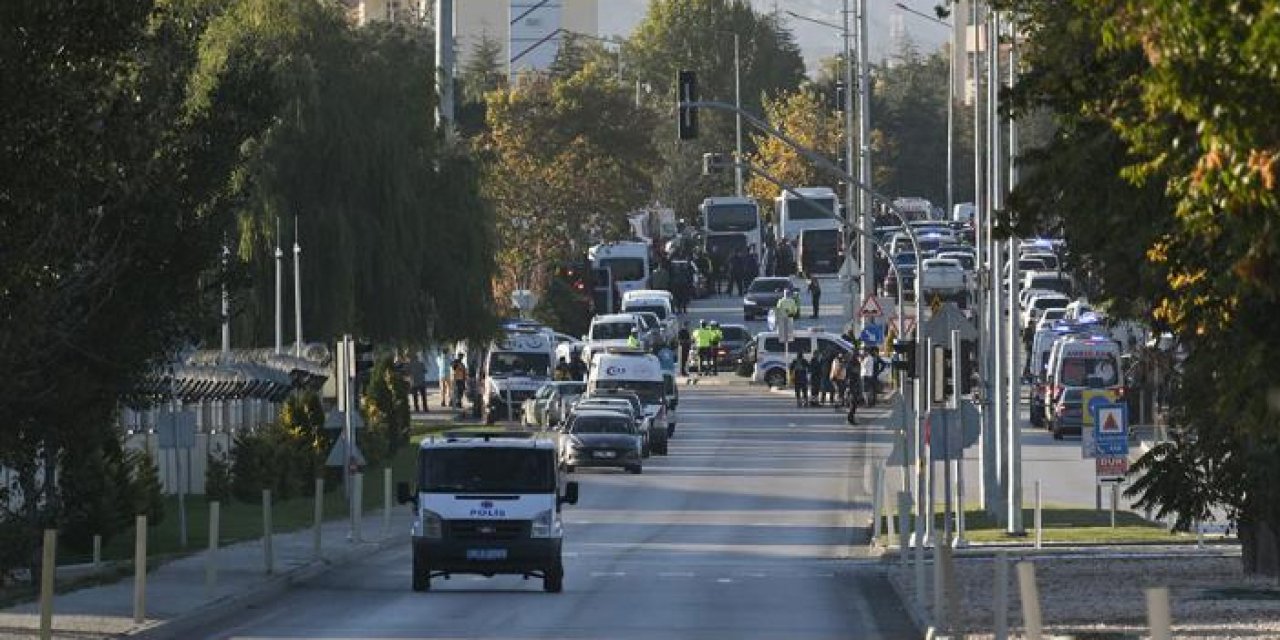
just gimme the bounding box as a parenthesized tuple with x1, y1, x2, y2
(745, 88, 843, 223)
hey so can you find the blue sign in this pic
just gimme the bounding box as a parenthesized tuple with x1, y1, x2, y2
(1092, 402, 1129, 456)
(859, 323, 885, 346)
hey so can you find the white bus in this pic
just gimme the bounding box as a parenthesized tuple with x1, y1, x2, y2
(774, 187, 841, 243)
(588, 242, 650, 296)
(699, 196, 762, 269)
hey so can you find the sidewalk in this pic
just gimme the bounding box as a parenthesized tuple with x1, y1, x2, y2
(0, 507, 413, 639)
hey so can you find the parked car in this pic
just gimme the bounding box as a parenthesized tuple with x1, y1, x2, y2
(742, 276, 798, 321)
(522, 381, 587, 429)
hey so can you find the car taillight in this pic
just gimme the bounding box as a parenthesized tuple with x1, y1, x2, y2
(1116, 386, 1127, 398)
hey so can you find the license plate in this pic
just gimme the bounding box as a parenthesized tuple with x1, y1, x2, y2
(466, 548, 507, 561)
(593, 450, 616, 459)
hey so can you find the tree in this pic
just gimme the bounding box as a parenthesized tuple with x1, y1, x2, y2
(456, 33, 506, 137)
(479, 63, 659, 310)
(746, 88, 843, 222)
(1002, 0, 1280, 575)
(361, 356, 411, 468)
(624, 0, 807, 216)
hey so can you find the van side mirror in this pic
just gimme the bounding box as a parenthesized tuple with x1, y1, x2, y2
(396, 481, 415, 506)
(561, 481, 579, 506)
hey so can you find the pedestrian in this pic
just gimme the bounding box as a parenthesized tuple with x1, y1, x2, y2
(776, 288, 800, 320)
(626, 328, 641, 349)
(436, 348, 450, 407)
(450, 354, 468, 408)
(729, 249, 744, 297)
(821, 350, 838, 405)
(406, 351, 428, 412)
(746, 245, 760, 286)
(829, 352, 848, 407)
(708, 320, 723, 375)
(807, 274, 822, 319)
(807, 350, 824, 406)
(790, 353, 810, 407)
(693, 319, 713, 378)
(861, 346, 878, 408)
(569, 351, 588, 382)
(677, 321, 692, 377)
(554, 357, 572, 381)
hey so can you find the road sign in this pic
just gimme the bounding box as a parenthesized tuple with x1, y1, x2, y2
(929, 294, 943, 316)
(859, 294, 884, 318)
(859, 322, 885, 347)
(158, 411, 197, 449)
(325, 433, 366, 468)
(922, 302, 977, 345)
(927, 403, 981, 461)
(1096, 455, 1128, 481)
(1094, 402, 1129, 457)
(1080, 389, 1119, 458)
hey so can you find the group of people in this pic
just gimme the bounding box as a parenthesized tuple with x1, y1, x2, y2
(552, 353, 589, 382)
(711, 247, 761, 296)
(393, 349, 474, 413)
(787, 347, 888, 424)
(677, 319, 724, 377)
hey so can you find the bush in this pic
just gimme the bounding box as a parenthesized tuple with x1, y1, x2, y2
(129, 448, 165, 526)
(361, 355, 410, 468)
(205, 445, 233, 503)
(58, 429, 135, 554)
(229, 422, 317, 502)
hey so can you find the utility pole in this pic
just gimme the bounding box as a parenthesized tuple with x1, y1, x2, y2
(843, 0, 865, 329)
(733, 33, 744, 197)
(274, 217, 283, 354)
(856, 0, 873, 329)
(435, 0, 455, 127)
(293, 215, 303, 358)
(220, 245, 231, 357)
(1004, 12, 1024, 535)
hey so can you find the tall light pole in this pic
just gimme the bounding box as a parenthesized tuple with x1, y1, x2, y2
(293, 215, 303, 358)
(856, 0, 872, 330)
(434, 0, 455, 127)
(220, 245, 231, 357)
(1003, 12, 1024, 536)
(733, 32, 744, 197)
(274, 217, 284, 354)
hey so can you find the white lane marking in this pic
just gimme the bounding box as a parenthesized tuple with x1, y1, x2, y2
(716, 578, 734, 583)
(658, 571, 695, 578)
(589, 571, 626, 577)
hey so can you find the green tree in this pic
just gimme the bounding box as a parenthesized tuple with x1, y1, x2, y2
(479, 63, 659, 309)
(624, 0, 807, 216)
(361, 356, 411, 468)
(456, 33, 507, 137)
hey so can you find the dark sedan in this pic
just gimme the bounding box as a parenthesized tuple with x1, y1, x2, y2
(557, 411, 643, 474)
(1050, 387, 1085, 440)
(713, 323, 752, 367)
(742, 277, 797, 321)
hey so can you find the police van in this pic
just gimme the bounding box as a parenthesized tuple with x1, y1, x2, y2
(481, 329, 556, 424)
(587, 349, 674, 451)
(747, 328, 855, 388)
(397, 432, 578, 593)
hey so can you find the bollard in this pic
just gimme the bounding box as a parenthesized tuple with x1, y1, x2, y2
(1146, 586, 1172, 640)
(1110, 482, 1119, 528)
(932, 538, 946, 631)
(898, 492, 910, 568)
(1016, 561, 1043, 640)
(133, 515, 147, 624)
(914, 533, 926, 606)
(262, 489, 273, 574)
(206, 501, 220, 592)
(871, 465, 883, 542)
(1034, 480, 1043, 550)
(943, 543, 961, 637)
(39, 529, 56, 640)
(354, 472, 364, 542)
(313, 477, 324, 558)
(383, 467, 392, 536)
(92, 534, 102, 571)
(885, 478, 896, 542)
(993, 551, 1009, 640)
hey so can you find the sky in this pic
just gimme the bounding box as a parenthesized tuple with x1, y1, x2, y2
(597, 0, 951, 76)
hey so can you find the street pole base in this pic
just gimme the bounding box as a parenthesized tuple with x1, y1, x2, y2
(951, 535, 969, 549)
(1003, 529, 1028, 538)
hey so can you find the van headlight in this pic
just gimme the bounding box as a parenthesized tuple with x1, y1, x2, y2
(421, 509, 443, 539)
(531, 509, 561, 538)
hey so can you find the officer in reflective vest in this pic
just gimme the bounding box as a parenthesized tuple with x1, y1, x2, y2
(776, 288, 800, 320)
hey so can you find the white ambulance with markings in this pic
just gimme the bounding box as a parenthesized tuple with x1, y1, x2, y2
(481, 329, 557, 424)
(396, 433, 579, 592)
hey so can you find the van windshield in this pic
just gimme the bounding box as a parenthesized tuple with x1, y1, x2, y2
(571, 416, 634, 435)
(625, 304, 668, 319)
(419, 448, 555, 493)
(591, 322, 634, 341)
(593, 380, 664, 404)
(487, 352, 551, 378)
(1059, 355, 1119, 388)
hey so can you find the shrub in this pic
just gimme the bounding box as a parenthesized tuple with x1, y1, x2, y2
(361, 355, 410, 468)
(129, 448, 165, 526)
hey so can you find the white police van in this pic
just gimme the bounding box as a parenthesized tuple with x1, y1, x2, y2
(748, 328, 855, 388)
(481, 329, 556, 424)
(397, 432, 579, 593)
(587, 348, 674, 451)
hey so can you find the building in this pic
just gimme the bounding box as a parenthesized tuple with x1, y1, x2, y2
(353, 0, 599, 77)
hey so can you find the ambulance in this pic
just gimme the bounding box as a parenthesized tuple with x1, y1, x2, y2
(481, 329, 557, 424)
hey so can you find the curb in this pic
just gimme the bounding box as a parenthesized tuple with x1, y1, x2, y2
(884, 563, 931, 639)
(123, 531, 404, 639)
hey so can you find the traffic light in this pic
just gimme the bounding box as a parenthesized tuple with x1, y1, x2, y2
(891, 339, 917, 379)
(702, 152, 727, 176)
(832, 81, 846, 111)
(959, 339, 978, 395)
(677, 70, 698, 140)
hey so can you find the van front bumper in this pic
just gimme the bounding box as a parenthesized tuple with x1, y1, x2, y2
(414, 537, 561, 575)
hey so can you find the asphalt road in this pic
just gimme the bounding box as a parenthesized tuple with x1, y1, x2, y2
(192, 377, 915, 639)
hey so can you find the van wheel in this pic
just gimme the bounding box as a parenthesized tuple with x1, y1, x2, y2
(543, 564, 564, 593)
(765, 369, 787, 389)
(412, 549, 431, 592)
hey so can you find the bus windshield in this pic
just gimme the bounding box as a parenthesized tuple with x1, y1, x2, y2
(786, 197, 835, 221)
(598, 257, 645, 282)
(705, 204, 759, 232)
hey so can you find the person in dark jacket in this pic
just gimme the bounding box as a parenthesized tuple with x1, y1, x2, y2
(790, 353, 810, 408)
(677, 322, 692, 376)
(807, 350, 824, 406)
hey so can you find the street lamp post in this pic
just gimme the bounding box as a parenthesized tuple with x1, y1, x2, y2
(274, 218, 283, 354)
(293, 216, 303, 358)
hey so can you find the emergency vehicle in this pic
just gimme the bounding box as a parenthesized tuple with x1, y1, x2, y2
(587, 349, 674, 451)
(481, 329, 557, 424)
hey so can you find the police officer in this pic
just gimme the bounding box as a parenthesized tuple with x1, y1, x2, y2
(708, 320, 724, 375)
(776, 288, 800, 320)
(693, 319, 713, 378)
(627, 327, 641, 349)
